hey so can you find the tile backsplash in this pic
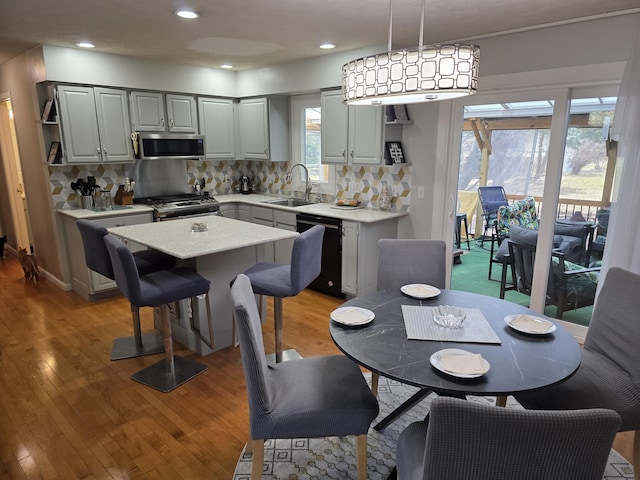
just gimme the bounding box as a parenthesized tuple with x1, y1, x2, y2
(49, 161, 411, 211)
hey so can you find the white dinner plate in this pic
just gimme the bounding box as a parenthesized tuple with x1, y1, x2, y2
(330, 307, 375, 326)
(504, 314, 557, 335)
(400, 284, 441, 299)
(430, 348, 490, 379)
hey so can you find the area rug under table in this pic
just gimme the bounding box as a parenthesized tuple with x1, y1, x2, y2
(233, 374, 634, 479)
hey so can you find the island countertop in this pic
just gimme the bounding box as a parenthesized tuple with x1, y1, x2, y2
(108, 215, 298, 260)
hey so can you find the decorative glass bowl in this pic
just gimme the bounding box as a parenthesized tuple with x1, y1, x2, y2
(432, 305, 466, 328)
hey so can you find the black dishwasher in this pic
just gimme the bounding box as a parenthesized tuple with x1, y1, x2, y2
(296, 213, 345, 299)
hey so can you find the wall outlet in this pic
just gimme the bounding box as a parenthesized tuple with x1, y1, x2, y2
(417, 186, 425, 199)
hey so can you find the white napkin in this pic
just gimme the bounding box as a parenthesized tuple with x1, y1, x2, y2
(405, 284, 438, 297)
(439, 352, 488, 375)
(332, 309, 371, 325)
(510, 315, 553, 333)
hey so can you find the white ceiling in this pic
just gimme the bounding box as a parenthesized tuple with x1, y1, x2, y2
(1, 0, 639, 71)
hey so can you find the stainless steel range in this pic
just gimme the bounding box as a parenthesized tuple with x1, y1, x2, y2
(134, 193, 220, 221)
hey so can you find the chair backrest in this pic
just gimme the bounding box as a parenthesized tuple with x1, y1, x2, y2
(586, 267, 640, 384)
(103, 234, 143, 306)
(376, 239, 446, 291)
(507, 240, 537, 296)
(420, 396, 620, 480)
(290, 225, 325, 294)
(77, 219, 114, 279)
(230, 274, 273, 429)
(477, 186, 508, 218)
(496, 196, 538, 236)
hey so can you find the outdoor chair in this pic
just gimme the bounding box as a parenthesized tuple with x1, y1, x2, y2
(515, 267, 640, 480)
(477, 186, 508, 248)
(230, 273, 379, 480)
(396, 396, 620, 480)
(502, 238, 599, 318)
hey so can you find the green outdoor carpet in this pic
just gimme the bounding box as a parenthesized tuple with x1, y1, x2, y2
(451, 239, 593, 327)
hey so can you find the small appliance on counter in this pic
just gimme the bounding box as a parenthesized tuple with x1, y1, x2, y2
(240, 175, 252, 194)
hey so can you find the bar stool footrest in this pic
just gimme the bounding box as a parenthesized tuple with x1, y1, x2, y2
(131, 355, 208, 392)
(110, 332, 165, 361)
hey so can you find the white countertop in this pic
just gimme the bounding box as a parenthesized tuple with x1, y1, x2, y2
(217, 194, 407, 223)
(108, 215, 298, 259)
(57, 204, 154, 220)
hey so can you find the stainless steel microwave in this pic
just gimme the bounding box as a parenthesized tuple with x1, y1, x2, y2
(135, 132, 205, 160)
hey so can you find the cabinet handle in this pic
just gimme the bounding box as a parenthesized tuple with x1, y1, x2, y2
(350, 150, 354, 158)
(264, 148, 269, 156)
(170, 119, 174, 127)
(161, 118, 165, 126)
(342, 149, 346, 158)
(96, 147, 101, 158)
(103, 147, 107, 156)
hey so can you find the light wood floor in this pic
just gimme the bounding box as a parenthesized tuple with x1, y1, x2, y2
(0, 256, 633, 479)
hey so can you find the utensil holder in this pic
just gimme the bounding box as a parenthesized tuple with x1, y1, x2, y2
(80, 195, 94, 209)
(114, 185, 134, 205)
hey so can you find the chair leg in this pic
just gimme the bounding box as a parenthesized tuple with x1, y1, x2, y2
(633, 430, 640, 480)
(160, 304, 176, 377)
(274, 297, 283, 363)
(355, 434, 368, 480)
(495, 395, 507, 407)
(371, 371, 379, 397)
(189, 293, 214, 349)
(250, 439, 264, 480)
(245, 435, 253, 454)
(110, 304, 164, 360)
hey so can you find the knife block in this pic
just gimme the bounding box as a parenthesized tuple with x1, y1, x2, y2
(114, 185, 134, 205)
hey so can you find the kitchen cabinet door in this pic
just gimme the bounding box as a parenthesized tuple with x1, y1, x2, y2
(130, 91, 165, 131)
(321, 90, 348, 164)
(94, 87, 134, 162)
(57, 85, 102, 163)
(321, 89, 383, 165)
(166, 94, 197, 132)
(239, 98, 269, 159)
(348, 104, 383, 164)
(341, 221, 359, 295)
(198, 97, 236, 159)
(238, 96, 289, 162)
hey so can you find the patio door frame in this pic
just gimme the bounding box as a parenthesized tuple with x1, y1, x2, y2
(435, 63, 625, 341)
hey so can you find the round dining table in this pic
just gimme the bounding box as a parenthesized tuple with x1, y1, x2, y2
(330, 288, 582, 430)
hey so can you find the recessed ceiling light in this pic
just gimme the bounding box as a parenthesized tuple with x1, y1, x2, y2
(220, 64, 234, 69)
(319, 43, 336, 50)
(176, 10, 199, 19)
(76, 42, 95, 49)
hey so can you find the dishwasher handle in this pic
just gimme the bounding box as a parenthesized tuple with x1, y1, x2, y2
(296, 218, 341, 230)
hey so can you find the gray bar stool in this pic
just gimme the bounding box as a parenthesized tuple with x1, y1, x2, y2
(238, 224, 324, 363)
(104, 234, 212, 392)
(77, 219, 177, 360)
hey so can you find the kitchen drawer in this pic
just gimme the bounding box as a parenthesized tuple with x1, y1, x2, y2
(250, 206, 274, 223)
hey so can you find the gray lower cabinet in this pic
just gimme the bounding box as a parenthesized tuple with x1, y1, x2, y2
(341, 218, 399, 296)
(60, 212, 153, 301)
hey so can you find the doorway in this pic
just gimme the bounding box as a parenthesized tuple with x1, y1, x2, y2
(0, 95, 32, 255)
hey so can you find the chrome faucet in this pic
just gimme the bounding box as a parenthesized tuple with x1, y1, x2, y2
(287, 163, 311, 201)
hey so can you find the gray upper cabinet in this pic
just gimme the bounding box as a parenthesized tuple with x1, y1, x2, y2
(131, 91, 197, 132)
(321, 89, 383, 165)
(197, 97, 236, 159)
(57, 85, 133, 164)
(238, 96, 289, 162)
(166, 94, 198, 132)
(130, 91, 165, 131)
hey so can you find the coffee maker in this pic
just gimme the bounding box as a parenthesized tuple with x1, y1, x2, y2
(240, 175, 251, 194)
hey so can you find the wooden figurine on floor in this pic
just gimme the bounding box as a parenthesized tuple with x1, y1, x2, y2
(18, 247, 40, 284)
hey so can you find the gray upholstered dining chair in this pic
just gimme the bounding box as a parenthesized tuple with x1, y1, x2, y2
(515, 266, 640, 480)
(104, 234, 212, 392)
(238, 224, 324, 363)
(376, 239, 447, 291)
(373, 238, 446, 395)
(397, 396, 620, 480)
(77, 219, 176, 360)
(230, 273, 379, 480)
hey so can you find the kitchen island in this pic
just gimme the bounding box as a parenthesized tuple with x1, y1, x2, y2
(108, 215, 298, 355)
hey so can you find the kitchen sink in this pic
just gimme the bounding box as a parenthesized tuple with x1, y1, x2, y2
(262, 198, 315, 207)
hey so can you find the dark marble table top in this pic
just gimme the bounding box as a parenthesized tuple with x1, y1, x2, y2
(330, 289, 581, 396)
